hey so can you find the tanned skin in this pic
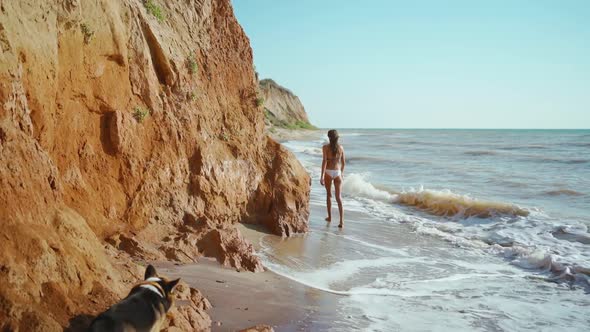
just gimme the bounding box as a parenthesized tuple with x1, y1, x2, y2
(321, 143, 346, 227)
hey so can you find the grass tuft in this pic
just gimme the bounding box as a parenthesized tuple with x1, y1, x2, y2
(133, 107, 150, 123)
(80, 23, 94, 44)
(144, 0, 165, 22)
(285, 120, 316, 130)
(187, 54, 198, 74)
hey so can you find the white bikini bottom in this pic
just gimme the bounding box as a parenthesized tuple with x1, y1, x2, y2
(325, 169, 341, 178)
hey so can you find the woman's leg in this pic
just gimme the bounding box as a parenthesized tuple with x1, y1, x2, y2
(334, 176, 344, 227)
(324, 175, 333, 222)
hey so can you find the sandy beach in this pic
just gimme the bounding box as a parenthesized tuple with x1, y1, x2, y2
(152, 205, 395, 331)
(157, 258, 341, 331)
(153, 221, 341, 331)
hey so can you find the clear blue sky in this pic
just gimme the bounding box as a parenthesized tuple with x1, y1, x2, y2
(233, 0, 590, 129)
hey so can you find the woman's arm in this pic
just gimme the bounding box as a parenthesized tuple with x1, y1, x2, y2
(320, 145, 327, 185)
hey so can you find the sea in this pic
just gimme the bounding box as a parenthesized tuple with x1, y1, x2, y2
(257, 129, 590, 331)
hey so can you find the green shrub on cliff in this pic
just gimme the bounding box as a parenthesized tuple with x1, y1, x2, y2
(133, 107, 150, 123)
(286, 120, 316, 130)
(264, 108, 316, 131)
(144, 0, 165, 22)
(187, 55, 198, 74)
(256, 97, 264, 107)
(80, 23, 94, 44)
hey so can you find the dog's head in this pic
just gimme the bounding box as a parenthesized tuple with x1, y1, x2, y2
(143, 265, 181, 303)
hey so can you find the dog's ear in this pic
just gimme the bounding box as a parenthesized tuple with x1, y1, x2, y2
(164, 278, 181, 294)
(144, 265, 157, 280)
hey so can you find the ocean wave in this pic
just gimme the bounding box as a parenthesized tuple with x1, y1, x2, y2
(340, 132, 365, 137)
(342, 174, 529, 219)
(522, 156, 589, 165)
(494, 179, 529, 188)
(414, 224, 488, 248)
(411, 221, 590, 287)
(560, 142, 590, 148)
(562, 159, 589, 164)
(488, 244, 590, 286)
(396, 189, 530, 218)
(325, 161, 588, 289)
(346, 156, 390, 164)
(551, 226, 590, 245)
(544, 189, 585, 197)
(497, 145, 548, 150)
(281, 141, 322, 156)
(464, 150, 498, 156)
(342, 174, 395, 202)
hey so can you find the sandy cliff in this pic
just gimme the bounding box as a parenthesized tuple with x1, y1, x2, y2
(0, 0, 309, 330)
(259, 79, 314, 130)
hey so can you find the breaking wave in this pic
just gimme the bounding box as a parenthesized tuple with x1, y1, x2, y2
(545, 189, 584, 197)
(396, 189, 529, 218)
(488, 244, 590, 286)
(464, 150, 497, 156)
(342, 173, 529, 219)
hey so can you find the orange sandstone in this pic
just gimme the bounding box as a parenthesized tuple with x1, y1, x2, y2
(0, 0, 310, 330)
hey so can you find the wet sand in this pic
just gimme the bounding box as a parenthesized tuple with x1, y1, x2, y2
(153, 204, 376, 331)
(157, 259, 340, 332)
(157, 217, 347, 332)
(163, 261, 338, 331)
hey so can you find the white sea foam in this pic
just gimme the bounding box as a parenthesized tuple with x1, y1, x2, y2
(339, 173, 590, 285)
(262, 255, 429, 293)
(342, 173, 395, 201)
(281, 141, 322, 156)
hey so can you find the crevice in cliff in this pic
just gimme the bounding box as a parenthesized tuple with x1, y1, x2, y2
(140, 20, 174, 86)
(188, 149, 203, 196)
(283, 224, 291, 237)
(99, 112, 117, 156)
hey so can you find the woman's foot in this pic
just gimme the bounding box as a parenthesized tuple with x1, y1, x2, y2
(338, 223, 343, 228)
(325, 217, 331, 222)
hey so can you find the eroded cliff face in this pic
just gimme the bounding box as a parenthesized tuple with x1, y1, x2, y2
(0, 0, 309, 330)
(259, 79, 314, 129)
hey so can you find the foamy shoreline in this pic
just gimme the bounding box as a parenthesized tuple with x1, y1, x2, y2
(155, 208, 376, 331)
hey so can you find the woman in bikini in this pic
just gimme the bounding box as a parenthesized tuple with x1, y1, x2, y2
(320, 129, 346, 228)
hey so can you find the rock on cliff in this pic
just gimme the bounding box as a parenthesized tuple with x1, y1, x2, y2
(259, 79, 315, 130)
(0, 0, 309, 330)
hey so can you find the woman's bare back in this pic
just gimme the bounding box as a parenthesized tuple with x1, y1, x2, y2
(323, 144, 343, 170)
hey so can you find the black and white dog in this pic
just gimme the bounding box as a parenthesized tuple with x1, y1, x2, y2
(89, 265, 180, 332)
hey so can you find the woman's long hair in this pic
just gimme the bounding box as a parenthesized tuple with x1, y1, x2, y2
(328, 129, 339, 156)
